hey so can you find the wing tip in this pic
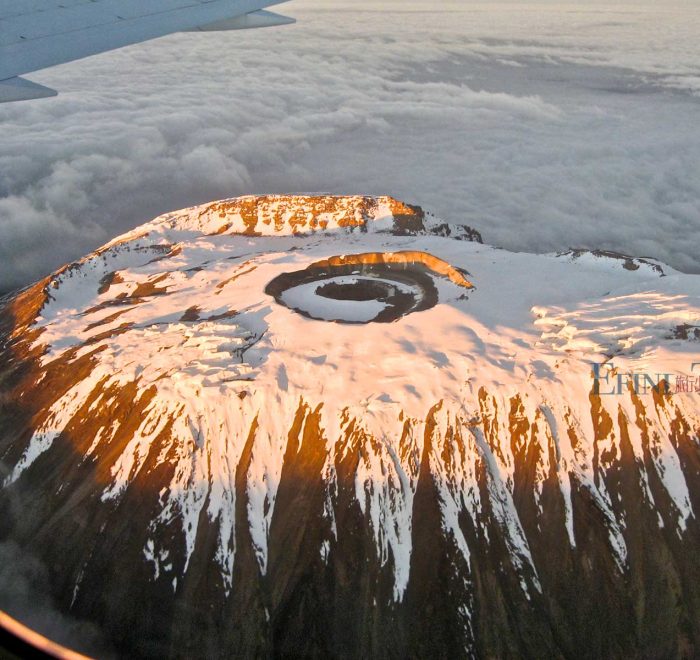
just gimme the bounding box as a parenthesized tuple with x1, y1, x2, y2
(187, 10, 296, 32)
(0, 77, 57, 103)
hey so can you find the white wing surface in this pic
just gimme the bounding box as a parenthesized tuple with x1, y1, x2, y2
(0, 0, 294, 102)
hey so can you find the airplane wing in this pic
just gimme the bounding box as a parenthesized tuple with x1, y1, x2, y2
(0, 0, 295, 102)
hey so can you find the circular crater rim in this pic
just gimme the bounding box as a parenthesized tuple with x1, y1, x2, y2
(265, 251, 473, 324)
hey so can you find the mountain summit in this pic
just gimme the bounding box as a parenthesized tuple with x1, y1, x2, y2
(1, 195, 699, 658)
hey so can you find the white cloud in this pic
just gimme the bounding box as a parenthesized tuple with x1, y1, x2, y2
(0, 2, 699, 291)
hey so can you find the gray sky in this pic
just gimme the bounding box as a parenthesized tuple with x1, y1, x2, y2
(0, 1, 699, 292)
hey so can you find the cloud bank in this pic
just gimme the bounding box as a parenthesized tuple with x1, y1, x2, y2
(0, 2, 699, 292)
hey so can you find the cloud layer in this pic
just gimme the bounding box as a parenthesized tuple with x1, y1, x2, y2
(1, 2, 699, 291)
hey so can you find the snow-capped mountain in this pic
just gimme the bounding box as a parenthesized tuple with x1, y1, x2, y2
(1, 195, 699, 658)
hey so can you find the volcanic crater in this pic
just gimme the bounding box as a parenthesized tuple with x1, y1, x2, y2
(264, 250, 473, 324)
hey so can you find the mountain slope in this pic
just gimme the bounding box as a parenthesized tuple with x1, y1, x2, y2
(1, 195, 699, 658)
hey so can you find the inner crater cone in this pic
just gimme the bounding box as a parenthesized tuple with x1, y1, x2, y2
(265, 250, 473, 324)
(316, 279, 393, 302)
